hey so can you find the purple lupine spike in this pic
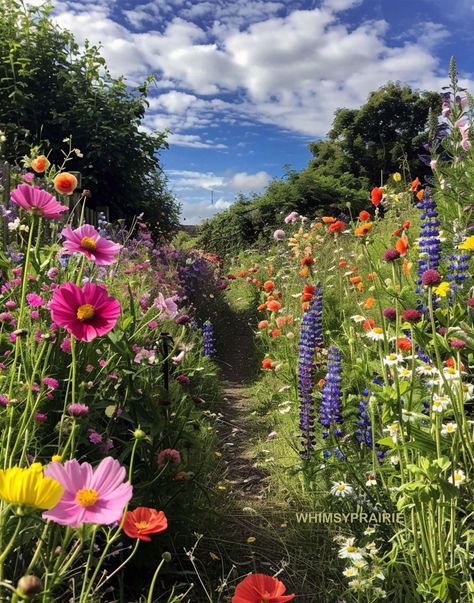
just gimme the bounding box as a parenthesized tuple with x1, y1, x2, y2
(319, 346, 343, 455)
(416, 188, 441, 295)
(298, 284, 324, 459)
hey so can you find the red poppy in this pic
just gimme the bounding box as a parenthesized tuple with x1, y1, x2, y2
(397, 338, 412, 352)
(261, 359, 273, 370)
(411, 177, 420, 191)
(232, 573, 295, 603)
(263, 280, 275, 292)
(370, 187, 383, 207)
(123, 507, 167, 542)
(391, 228, 402, 237)
(359, 210, 370, 222)
(363, 319, 375, 331)
(328, 220, 346, 233)
(270, 329, 281, 338)
(300, 256, 314, 266)
(303, 285, 315, 294)
(338, 260, 347, 268)
(395, 238, 408, 256)
(402, 221, 411, 230)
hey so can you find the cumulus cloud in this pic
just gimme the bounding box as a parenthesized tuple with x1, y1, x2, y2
(230, 171, 272, 191)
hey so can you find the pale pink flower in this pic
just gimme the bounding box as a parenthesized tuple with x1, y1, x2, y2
(61, 224, 121, 265)
(42, 457, 133, 527)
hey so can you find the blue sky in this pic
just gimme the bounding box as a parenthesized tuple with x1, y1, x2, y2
(32, 0, 474, 223)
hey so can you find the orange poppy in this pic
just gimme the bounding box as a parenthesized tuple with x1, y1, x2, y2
(355, 223, 372, 236)
(396, 338, 412, 351)
(350, 276, 362, 284)
(403, 258, 410, 276)
(276, 316, 287, 328)
(267, 300, 281, 312)
(239, 271, 248, 278)
(416, 189, 424, 201)
(322, 216, 336, 223)
(299, 267, 309, 278)
(31, 155, 50, 173)
(395, 238, 408, 256)
(359, 210, 370, 221)
(370, 187, 383, 207)
(364, 297, 375, 310)
(263, 280, 275, 292)
(123, 507, 168, 542)
(53, 172, 78, 195)
(318, 379, 326, 387)
(411, 177, 420, 191)
(301, 301, 309, 310)
(257, 303, 267, 312)
(328, 220, 346, 233)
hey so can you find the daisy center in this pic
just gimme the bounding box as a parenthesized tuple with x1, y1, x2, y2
(76, 488, 98, 507)
(80, 236, 97, 251)
(77, 304, 95, 321)
(135, 521, 150, 531)
(347, 546, 357, 553)
(373, 328, 383, 334)
(337, 484, 346, 491)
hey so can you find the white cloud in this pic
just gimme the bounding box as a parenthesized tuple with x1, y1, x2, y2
(230, 171, 272, 191)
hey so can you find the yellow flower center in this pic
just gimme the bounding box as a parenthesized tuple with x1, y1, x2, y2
(76, 488, 98, 507)
(389, 354, 397, 360)
(337, 484, 346, 491)
(347, 546, 357, 553)
(77, 304, 95, 321)
(135, 520, 150, 531)
(373, 328, 383, 334)
(80, 236, 97, 251)
(454, 474, 462, 482)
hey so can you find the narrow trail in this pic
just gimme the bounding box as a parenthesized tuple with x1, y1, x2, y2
(215, 308, 267, 501)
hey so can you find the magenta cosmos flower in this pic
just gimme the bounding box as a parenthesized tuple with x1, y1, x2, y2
(61, 224, 121, 265)
(42, 457, 133, 527)
(50, 282, 120, 342)
(10, 184, 68, 219)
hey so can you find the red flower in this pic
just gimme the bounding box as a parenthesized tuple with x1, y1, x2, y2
(300, 256, 314, 266)
(397, 338, 412, 352)
(359, 210, 370, 221)
(328, 220, 345, 233)
(363, 319, 375, 331)
(370, 187, 383, 207)
(267, 300, 281, 312)
(263, 280, 275, 292)
(123, 507, 168, 542)
(261, 359, 273, 370)
(395, 237, 408, 256)
(232, 573, 295, 603)
(411, 177, 420, 191)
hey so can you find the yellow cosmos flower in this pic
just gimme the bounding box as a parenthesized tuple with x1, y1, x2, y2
(434, 281, 450, 297)
(458, 236, 474, 251)
(392, 172, 402, 182)
(0, 463, 64, 510)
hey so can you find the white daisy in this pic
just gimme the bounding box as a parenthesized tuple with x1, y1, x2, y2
(432, 394, 450, 413)
(343, 567, 359, 578)
(448, 469, 466, 487)
(351, 315, 366, 323)
(417, 364, 438, 376)
(383, 353, 403, 366)
(338, 538, 364, 561)
(397, 367, 413, 379)
(441, 422, 457, 436)
(383, 421, 399, 443)
(443, 366, 462, 381)
(352, 560, 368, 570)
(366, 328, 384, 341)
(330, 481, 353, 498)
(401, 409, 418, 423)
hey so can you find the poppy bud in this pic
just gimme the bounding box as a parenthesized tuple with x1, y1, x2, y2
(17, 575, 43, 597)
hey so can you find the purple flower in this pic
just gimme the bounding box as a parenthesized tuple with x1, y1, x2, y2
(88, 429, 103, 444)
(68, 403, 89, 417)
(402, 309, 422, 323)
(383, 248, 401, 262)
(319, 347, 343, 439)
(416, 189, 441, 293)
(176, 314, 190, 325)
(26, 293, 45, 308)
(273, 229, 286, 241)
(202, 320, 215, 357)
(176, 374, 190, 386)
(421, 269, 442, 287)
(43, 377, 59, 390)
(298, 284, 324, 459)
(383, 307, 397, 321)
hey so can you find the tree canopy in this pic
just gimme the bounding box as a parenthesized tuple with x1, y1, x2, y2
(199, 83, 440, 257)
(0, 0, 180, 236)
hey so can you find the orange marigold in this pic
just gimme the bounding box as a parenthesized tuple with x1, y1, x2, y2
(364, 297, 375, 309)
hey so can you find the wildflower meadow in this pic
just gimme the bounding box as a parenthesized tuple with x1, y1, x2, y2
(0, 1, 473, 600)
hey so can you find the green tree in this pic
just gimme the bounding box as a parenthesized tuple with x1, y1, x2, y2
(309, 82, 439, 183)
(0, 0, 180, 236)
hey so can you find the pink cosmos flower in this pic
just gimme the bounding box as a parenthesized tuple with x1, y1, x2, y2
(61, 224, 121, 265)
(50, 282, 120, 342)
(10, 184, 68, 219)
(42, 457, 133, 528)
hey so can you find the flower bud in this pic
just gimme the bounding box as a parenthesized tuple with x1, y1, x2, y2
(162, 551, 172, 562)
(17, 575, 43, 596)
(133, 428, 146, 440)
